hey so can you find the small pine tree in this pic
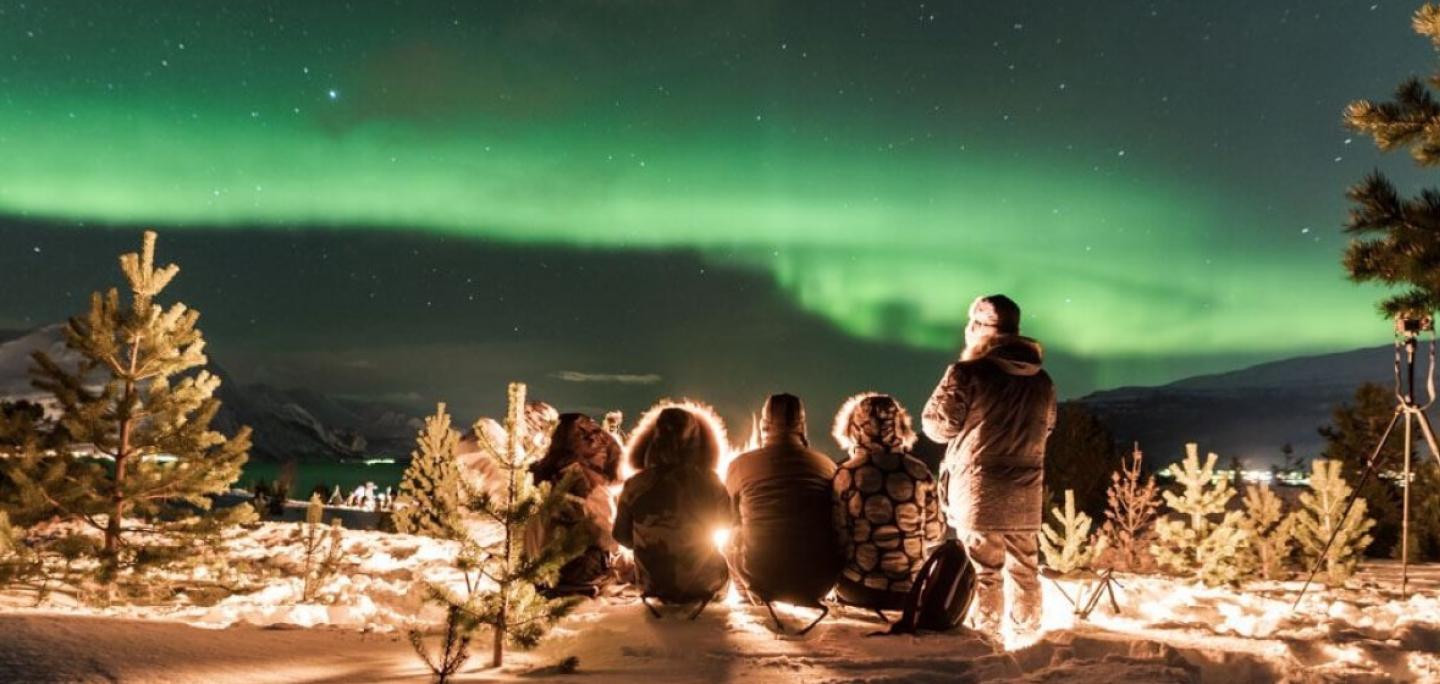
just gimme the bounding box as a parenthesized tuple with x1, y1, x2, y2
(411, 604, 474, 684)
(416, 383, 588, 670)
(1292, 459, 1375, 586)
(6, 231, 250, 577)
(1318, 383, 1407, 557)
(1152, 444, 1249, 585)
(1239, 484, 1295, 581)
(0, 510, 43, 592)
(1099, 443, 1161, 572)
(298, 495, 345, 601)
(1040, 489, 1108, 574)
(393, 403, 465, 539)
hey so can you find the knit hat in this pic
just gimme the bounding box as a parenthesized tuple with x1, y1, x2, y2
(968, 294, 1021, 334)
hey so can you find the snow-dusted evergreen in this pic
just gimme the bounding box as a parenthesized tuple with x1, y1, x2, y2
(1292, 459, 1374, 586)
(1239, 483, 1294, 581)
(413, 382, 588, 670)
(392, 403, 465, 540)
(3, 231, 251, 578)
(1040, 489, 1106, 574)
(1151, 444, 1249, 585)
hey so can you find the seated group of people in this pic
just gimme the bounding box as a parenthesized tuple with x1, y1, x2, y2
(519, 294, 1056, 636)
(524, 391, 946, 617)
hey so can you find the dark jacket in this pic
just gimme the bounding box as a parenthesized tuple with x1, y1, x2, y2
(725, 394, 842, 605)
(527, 413, 622, 591)
(831, 394, 945, 609)
(922, 335, 1057, 532)
(614, 407, 731, 602)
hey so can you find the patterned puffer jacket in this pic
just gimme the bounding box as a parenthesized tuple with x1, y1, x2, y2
(831, 393, 946, 610)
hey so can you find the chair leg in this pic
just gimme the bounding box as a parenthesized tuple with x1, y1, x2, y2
(764, 601, 785, 632)
(687, 597, 712, 621)
(796, 605, 829, 636)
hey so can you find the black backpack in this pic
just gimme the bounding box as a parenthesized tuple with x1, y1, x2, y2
(877, 540, 976, 635)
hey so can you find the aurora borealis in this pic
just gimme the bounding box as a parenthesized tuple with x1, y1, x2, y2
(1, 1, 1435, 428)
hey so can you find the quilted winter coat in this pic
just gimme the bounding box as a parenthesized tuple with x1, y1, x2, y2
(921, 336, 1057, 533)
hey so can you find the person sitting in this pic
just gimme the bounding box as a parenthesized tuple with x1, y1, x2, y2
(526, 412, 623, 596)
(614, 405, 732, 614)
(831, 393, 946, 612)
(725, 394, 843, 618)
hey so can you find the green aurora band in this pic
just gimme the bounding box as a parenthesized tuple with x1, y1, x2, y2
(0, 95, 1380, 365)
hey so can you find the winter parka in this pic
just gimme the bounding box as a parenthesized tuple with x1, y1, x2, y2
(613, 406, 732, 603)
(921, 335, 1057, 533)
(724, 394, 843, 606)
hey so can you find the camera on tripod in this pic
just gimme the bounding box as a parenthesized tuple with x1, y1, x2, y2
(1395, 313, 1434, 337)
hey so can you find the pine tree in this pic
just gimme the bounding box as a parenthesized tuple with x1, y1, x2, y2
(1239, 484, 1295, 581)
(1151, 444, 1249, 585)
(1040, 489, 1107, 574)
(1292, 459, 1375, 586)
(4, 231, 250, 577)
(0, 510, 42, 592)
(1099, 443, 1161, 572)
(298, 495, 345, 601)
(415, 382, 588, 671)
(1342, 4, 1440, 317)
(1043, 402, 1118, 521)
(1318, 383, 1433, 559)
(392, 403, 465, 539)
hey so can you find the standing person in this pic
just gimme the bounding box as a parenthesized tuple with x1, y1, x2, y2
(526, 412, 623, 596)
(613, 405, 731, 609)
(922, 294, 1057, 636)
(725, 394, 843, 611)
(831, 393, 946, 611)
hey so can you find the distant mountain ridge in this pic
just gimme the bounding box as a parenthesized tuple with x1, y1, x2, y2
(0, 325, 420, 461)
(1078, 343, 1405, 468)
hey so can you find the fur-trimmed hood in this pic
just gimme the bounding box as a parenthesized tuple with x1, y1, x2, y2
(963, 334, 1045, 377)
(831, 392, 917, 457)
(625, 401, 727, 473)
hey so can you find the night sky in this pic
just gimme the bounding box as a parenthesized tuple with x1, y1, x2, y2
(0, 2, 1432, 433)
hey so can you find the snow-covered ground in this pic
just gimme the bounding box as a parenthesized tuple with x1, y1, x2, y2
(3, 520, 1439, 682)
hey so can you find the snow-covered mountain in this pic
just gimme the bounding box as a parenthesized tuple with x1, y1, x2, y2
(1078, 344, 1404, 468)
(0, 325, 420, 461)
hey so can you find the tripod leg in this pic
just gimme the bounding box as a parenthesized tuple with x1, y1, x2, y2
(1412, 406, 1440, 465)
(1293, 407, 1404, 609)
(1406, 409, 1440, 597)
(1404, 411, 1414, 597)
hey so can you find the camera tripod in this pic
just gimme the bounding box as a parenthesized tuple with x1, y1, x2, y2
(1292, 318, 1439, 607)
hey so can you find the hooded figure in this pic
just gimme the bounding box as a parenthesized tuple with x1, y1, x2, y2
(922, 294, 1056, 634)
(526, 413, 623, 595)
(725, 393, 843, 606)
(613, 405, 732, 603)
(831, 393, 946, 611)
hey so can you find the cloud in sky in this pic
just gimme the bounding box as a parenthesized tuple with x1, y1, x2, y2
(552, 371, 663, 385)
